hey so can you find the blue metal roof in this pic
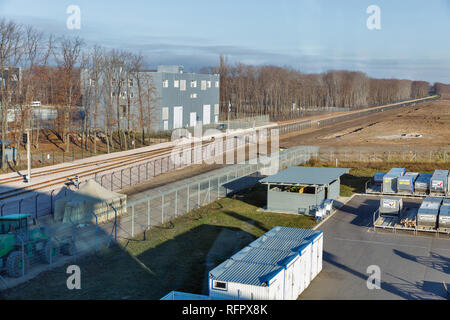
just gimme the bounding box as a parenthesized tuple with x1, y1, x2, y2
(210, 259, 284, 286)
(231, 246, 299, 267)
(0, 214, 31, 220)
(260, 166, 349, 185)
(264, 226, 321, 241)
(249, 235, 311, 252)
(209, 227, 320, 287)
(160, 291, 211, 300)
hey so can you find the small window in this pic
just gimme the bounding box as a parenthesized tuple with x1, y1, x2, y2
(201, 80, 207, 91)
(174, 80, 179, 88)
(180, 80, 186, 91)
(128, 79, 133, 87)
(215, 81, 220, 88)
(163, 80, 169, 88)
(207, 81, 211, 88)
(213, 281, 227, 290)
(190, 80, 197, 88)
(190, 93, 198, 99)
(162, 107, 169, 120)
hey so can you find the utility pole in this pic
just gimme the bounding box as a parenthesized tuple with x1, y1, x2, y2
(23, 129, 31, 183)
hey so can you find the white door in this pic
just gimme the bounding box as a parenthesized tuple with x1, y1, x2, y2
(190, 112, 197, 127)
(203, 104, 211, 125)
(173, 106, 183, 129)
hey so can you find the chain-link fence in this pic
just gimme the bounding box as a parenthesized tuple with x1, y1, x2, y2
(310, 146, 450, 163)
(115, 146, 318, 239)
(278, 95, 439, 135)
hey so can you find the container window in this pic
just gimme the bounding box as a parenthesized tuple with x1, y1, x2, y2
(213, 281, 227, 290)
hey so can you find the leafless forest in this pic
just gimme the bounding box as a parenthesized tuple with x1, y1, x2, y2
(0, 18, 443, 168)
(213, 56, 432, 120)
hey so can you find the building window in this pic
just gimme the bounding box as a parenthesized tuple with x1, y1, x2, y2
(190, 93, 198, 99)
(89, 79, 96, 86)
(162, 107, 169, 120)
(213, 281, 227, 291)
(190, 80, 197, 88)
(180, 80, 186, 91)
(163, 80, 169, 88)
(174, 80, 179, 88)
(207, 81, 212, 88)
(130, 92, 134, 98)
(201, 80, 207, 91)
(128, 79, 134, 87)
(214, 104, 219, 115)
(215, 81, 220, 88)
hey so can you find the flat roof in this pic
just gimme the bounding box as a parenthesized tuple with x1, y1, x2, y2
(0, 214, 31, 220)
(209, 227, 320, 287)
(260, 166, 350, 185)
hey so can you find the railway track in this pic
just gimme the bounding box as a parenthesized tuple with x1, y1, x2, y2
(0, 146, 175, 185)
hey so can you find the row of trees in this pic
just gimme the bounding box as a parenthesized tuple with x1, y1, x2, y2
(0, 18, 157, 168)
(215, 56, 432, 120)
(0, 18, 442, 168)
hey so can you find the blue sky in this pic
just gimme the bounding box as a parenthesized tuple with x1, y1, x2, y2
(1, 0, 450, 83)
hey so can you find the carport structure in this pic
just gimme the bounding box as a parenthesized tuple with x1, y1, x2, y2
(260, 166, 349, 215)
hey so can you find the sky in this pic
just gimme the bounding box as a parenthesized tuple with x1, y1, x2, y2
(1, 0, 450, 83)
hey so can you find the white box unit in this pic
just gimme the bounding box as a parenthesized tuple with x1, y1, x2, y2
(209, 260, 285, 300)
(209, 227, 322, 300)
(379, 196, 403, 216)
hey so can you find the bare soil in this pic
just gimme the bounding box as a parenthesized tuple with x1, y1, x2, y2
(280, 98, 450, 149)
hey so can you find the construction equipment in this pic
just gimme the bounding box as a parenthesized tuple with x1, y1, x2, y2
(0, 214, 75, 278)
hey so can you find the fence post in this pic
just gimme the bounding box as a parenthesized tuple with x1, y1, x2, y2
(161, 194, 165, 224)
(198, 182, 201, 207)
(131, 205, 134, 238)
(147, 199, 151, 229)
(187, 185, 190, 212)
(175, 190, 178, 217)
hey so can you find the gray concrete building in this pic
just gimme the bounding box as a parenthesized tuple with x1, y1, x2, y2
(82, 65, 220, 132)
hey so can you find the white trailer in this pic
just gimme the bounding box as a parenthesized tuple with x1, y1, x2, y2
(208, 227, 323, 300)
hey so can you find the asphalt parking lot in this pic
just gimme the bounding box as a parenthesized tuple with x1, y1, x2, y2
(301, 195, 450, 300)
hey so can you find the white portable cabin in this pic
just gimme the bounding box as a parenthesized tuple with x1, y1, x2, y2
(264, 226, 323, 281)
(209, 259, 285, 300)
(229, 246, 305, 300)
(209, 227, 323, 300)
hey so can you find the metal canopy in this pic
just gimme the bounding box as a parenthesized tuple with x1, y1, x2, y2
(260, 166, 350, 186)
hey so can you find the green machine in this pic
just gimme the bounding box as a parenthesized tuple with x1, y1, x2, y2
(0, 214, 75, 278)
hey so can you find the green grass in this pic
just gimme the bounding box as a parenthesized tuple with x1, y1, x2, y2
(1, 184, 315, 300)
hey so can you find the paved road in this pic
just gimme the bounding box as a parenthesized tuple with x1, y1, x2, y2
(301, 195, 450, 300)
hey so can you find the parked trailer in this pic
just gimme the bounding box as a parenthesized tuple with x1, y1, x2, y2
(382, 168, 405, 194)
(379, 196, 403, 217)
(414, 173, 433, 196)
(397, 172, 419, 194)
(209, 227, 322, 300)
(438, 199, 450, 233)
(373, 173, 386, 185)
(430, 170, 449, 196)
(417, 197, 442, 230)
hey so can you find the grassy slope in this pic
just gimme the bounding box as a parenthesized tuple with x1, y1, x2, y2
(1, 184, 315, 300)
